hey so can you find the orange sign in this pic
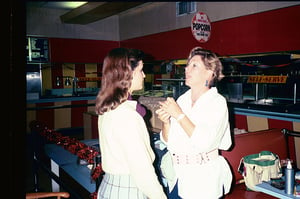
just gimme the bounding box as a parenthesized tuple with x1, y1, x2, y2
(247, 75, 287, 84)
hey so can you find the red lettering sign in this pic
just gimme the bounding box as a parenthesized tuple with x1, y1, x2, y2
(247, 76, 287, 83)
(191, 12, 211, 43)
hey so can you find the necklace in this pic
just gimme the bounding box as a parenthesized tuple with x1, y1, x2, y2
(191, 99, 197, 106)
(192, 97, 198, 103)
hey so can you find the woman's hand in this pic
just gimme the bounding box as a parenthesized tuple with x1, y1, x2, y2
(155, 106, 171, 142)
(158, 97, 183, 120)
(155, 108, 170, 124)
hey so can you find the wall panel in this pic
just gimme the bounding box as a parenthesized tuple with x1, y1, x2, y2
(247, 116, 269, 132)
(49, 38, 119, 63)
(293, 123, 300, 168)
(54, 101, 71, 129)
(121, 5, 300, 60)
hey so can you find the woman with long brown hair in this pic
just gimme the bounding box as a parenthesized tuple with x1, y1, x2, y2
(95, 48, 167, 199)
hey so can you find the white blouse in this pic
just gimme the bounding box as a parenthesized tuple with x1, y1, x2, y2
(161, 87, 233, 199)
(98, 100, 166, 199)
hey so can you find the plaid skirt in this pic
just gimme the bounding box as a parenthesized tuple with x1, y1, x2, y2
(97, 173, 148, 199)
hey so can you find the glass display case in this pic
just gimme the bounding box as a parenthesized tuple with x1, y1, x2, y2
(218, 52, 300, 105)
(136, 51, 299, 114)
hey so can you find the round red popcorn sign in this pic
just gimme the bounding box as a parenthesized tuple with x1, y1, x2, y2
(191, 12, 211, 43)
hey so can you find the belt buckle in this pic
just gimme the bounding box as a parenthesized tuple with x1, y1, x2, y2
(199, 152, 210, 164)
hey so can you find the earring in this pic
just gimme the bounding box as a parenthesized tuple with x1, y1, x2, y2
(205, 80, 208, 87)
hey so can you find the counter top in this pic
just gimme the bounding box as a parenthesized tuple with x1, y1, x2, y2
(227, 99, 300, 122)
(27, 95, 96, 104)
(136, 90, 300, 115)
(26, 93, 300, 119)
(228, 99, 300, 114)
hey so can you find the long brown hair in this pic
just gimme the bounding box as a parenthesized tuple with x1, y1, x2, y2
(95, 48, 144, 115)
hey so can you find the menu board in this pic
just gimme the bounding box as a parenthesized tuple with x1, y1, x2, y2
(27, 37, 49, 63)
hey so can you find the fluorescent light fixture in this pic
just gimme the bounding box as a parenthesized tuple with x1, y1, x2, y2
(62, 2, 87, 9)
(41, 1, 87, 10)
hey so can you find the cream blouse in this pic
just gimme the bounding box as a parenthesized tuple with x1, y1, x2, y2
(161, 87, 233, 199)
(98, 100, 166, 199)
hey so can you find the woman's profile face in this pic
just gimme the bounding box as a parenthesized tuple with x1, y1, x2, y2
(185, 55, 213, 88)
(131, 60, 145, 92)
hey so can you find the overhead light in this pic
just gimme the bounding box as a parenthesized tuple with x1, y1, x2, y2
(62, 2, 87, 9)
(173, 59, 187, 65)
(43, 1, 87, 10)
(291, 54, 300, 59)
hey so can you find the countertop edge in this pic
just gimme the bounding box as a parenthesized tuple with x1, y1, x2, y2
(27, 95, 97, 104)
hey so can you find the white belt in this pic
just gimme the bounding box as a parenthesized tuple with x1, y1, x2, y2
(172, 149, 219, 165)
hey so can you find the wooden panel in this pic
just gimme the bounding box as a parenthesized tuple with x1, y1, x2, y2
(27, 100, 94, 133)
(83, 112, 92, 139)
(87, 100, 96, 113)
(246, 116, 268, 132)
(54, 101, 71, 129)
(41, 64, 52, 93)
(85, 64, 98, 88)
(71, 100, 88, 127)
(83, 111, 98, 139)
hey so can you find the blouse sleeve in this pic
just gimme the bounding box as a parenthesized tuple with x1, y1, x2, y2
(117, 112, 167, 199)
